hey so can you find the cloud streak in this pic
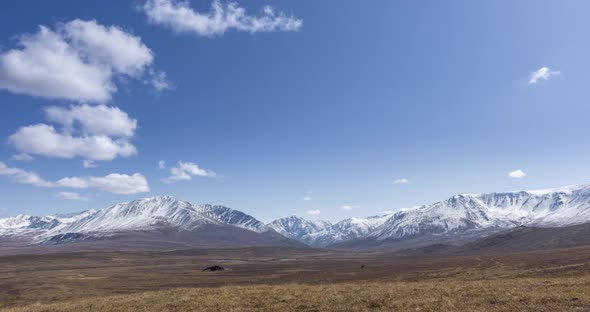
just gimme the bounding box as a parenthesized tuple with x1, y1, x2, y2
(56, 173, 150, 194)
(11, 154, 33, 161)
(142, 0, 302, 37)
(55, 192, 89, 202)
(341, 205, 359, 211)
(0, 162, 149, 194)
(529, 67, 560, 85)
(163, 161, 216, 183)
(0, 162, 53, 187)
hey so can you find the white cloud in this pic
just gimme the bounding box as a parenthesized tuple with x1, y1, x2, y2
(163, 161, 216, 183)
(9, 124, 137, 161)
(0, 162, 53, 187)
(142, 0, 302, 37)
(528, 67, 560, 85)
(55, 192, 89, 202)
(394, 178, 409, 184)
(11, 153, 33, 161)
(158, 160, 166, 169)
(9, 105, 138, 161)
(147, 69, 173, 92)
(306, 209, 320, 215)
(0, 162, 149, 194)
(0, 19, 162, 102)
(82, 160, 97, 168)
(341, 205, 359, 211)
(508, 169, 527, 179)
(303, 196, 312, 201)
(45, 104, 137, 137)
(56, 173, 150, 194)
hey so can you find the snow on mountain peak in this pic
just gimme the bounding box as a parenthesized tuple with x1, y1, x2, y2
(0, 195, 276, 243)
(369, 183, 590, 241)
(3, 183, 590, 247)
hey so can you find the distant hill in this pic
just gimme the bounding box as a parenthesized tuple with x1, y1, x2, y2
(464, 222, 590, 253)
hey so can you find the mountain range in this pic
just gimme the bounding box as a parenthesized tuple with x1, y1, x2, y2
(2, 183, 590, 251)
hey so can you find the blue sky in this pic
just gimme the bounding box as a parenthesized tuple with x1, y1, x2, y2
(1, 0, 590, 222)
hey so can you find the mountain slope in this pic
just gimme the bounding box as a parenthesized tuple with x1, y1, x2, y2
(271, 183, 590, 248)
(368, 184, 590, 242)
(197, 205, 268, 233)
(0, 196, 299, 250)
(3, 183, 590, 250)
(464, 222, 590, 252)
(268, 215, 391, 247)
(268, 216, 333, 246)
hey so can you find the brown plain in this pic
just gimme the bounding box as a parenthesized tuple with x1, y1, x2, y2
(1, 246, 590, 311)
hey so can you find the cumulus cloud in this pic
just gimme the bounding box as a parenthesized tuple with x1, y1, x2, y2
(306, 209, 321, 215)
(142, 0, 302, 37)
(529, 67, 560, 85)
(163, 161, 216, 183)
(45, 104, 137, 137)
(0, 162, 53, 187)
(55, 192, 89, 202)
(0, 162, 149, 194)
(9, 124, 137, 161)
(158, 160, 166, 169)
(56, 173, 150, 194)
(9, 104, 138, 161)
(0, 19, 163, 102)
(394, 178, 409, 184)
(11, 153, 33, 161)
(508, 169, 527, 179)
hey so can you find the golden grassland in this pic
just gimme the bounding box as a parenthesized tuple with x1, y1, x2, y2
(3, 276, 590, 312)
(2, 247, 590, 311)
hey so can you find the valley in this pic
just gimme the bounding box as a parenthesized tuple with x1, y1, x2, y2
(3, 183, 590, 310)
(1, 246, 590, 311)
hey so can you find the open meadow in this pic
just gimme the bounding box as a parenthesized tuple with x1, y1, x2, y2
(1, 246, 590, 311)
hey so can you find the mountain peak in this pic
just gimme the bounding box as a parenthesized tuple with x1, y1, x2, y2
(3, 183, 590, 248)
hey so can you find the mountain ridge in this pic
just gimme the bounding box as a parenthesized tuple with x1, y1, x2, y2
(2, 183, 590, 249)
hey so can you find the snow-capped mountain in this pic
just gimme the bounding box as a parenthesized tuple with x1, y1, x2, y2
(0, 215, 60, 236)
(370, 183, 590, 241)
(270, 184, 590, 246)
(3, 183, 590, 249)
(51, 196, 217, 235)
(196, 205, 268, 233)
(268, 215, 391, 247)
(0, 196, 273, 245)
(268, 216, 333, 246)
(330, 215, 392, 242)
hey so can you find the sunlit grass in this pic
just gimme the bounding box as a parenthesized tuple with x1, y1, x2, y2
(4, 276, 590, 312)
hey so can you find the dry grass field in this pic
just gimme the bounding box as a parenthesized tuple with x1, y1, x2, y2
(1, 246, 590, 311)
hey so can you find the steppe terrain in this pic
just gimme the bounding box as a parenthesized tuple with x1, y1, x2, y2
(1, 246, 590, 311)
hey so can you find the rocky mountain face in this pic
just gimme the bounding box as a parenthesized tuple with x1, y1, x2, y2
(271, 184, 590, 246)
(2, 184, 590, 249)
(268, 215, 391, 247)
(0, 196, 277, 247)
